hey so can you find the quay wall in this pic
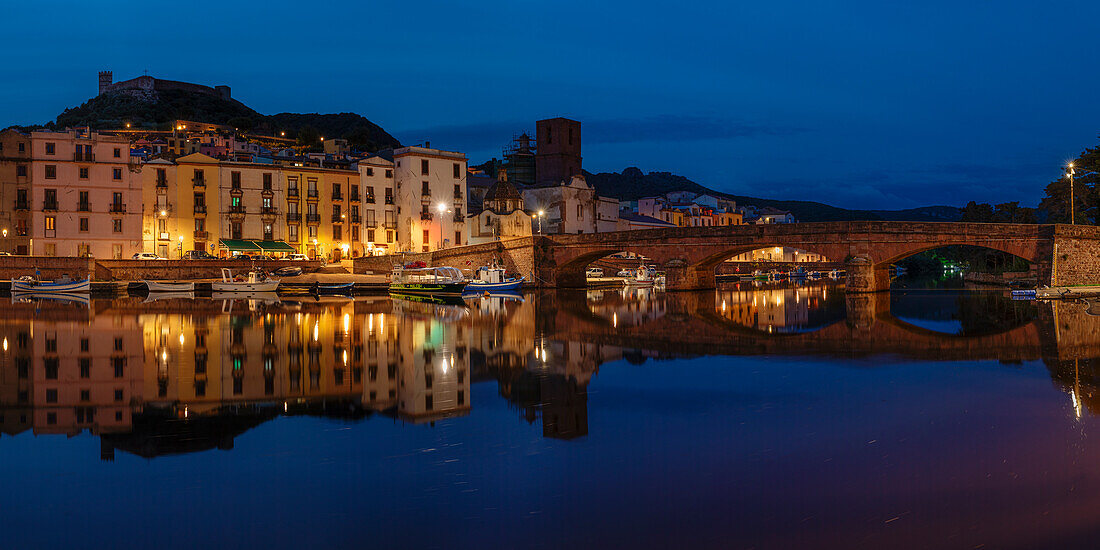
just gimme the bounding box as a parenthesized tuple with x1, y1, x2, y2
(0, 257, 323, 281)
(354, 238, 538, 283)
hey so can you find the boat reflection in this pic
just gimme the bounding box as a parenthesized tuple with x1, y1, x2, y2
(3, 286, 1100, 459)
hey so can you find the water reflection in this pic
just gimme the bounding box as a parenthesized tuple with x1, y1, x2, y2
(3, 285, 1100, 460)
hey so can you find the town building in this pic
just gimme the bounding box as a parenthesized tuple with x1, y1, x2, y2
(521, 174, 613, 234)
(0, 129, 32, 254)
(30, 129, 142, 258)
(468, 170, 531, 245)
(535, 117, 582, 185)
(355, 156, 398, 256)
(619, 211, 677, 230)
(392, 146, 467, 252)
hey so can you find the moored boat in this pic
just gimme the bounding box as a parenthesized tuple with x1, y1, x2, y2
(389, 265, 467, 297)
(623, 264, 655, 288)
(312, 281, 355, 295)
(211, 268, 280, 293)
(10, 272, 90, 294)
(143, 280, 196, 292)
(465, 265, 524, 292)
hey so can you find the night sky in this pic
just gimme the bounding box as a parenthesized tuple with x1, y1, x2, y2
(5, 0, 1098, 210)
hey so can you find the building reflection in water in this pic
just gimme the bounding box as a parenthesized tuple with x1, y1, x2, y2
(3, 285, 1100, 459)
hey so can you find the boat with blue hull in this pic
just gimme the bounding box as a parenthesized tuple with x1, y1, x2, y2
(465, 265, 524, 292)
(389, 265, 468, 298)
(10, 273, 90, 294)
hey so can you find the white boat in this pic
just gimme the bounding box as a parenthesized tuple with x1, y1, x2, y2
(465, 265, 524, 292)
(142, 291, 195, 303)
(210, 268, 280, 293)
(10, 273, 90, 293)
(623, 265, 655, 287)
(143, 280, 196, 292)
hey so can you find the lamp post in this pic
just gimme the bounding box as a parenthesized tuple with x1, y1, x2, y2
(178, 235, 184, 260)
(437, 203, 448, 249)
(1067, 162, 1076, 224)
(536, 210, 544, 235)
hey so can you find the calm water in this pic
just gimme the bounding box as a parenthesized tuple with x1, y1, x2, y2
(2, 280, 1099, 549)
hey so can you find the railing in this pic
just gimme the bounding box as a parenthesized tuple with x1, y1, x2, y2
(156, 179, 168, 188)
(306, 213, 321, 223)
(192, 178, 206, 188)
(332, 192, 344, 201)
(288, 188, 299, 197)
(384, 196, 393, 205)
(454, 192, 463, 199)
(13, 201, 28, 211)
(42, 201, 58, 211)
(453, 215, 463, 224)
(286, 213, 301, 222)
(365, 194, 376, 204)
(194, 205, 207, 214)
(349, 192, 360, 202)
(383, 221, 397, 229)
(350, 215, 361, 223)
(331, 214, 345, 223)
(228, 206, 246, 214)
(364, 219, 377, 228)
(74, 152, 95, 162)
(307, 189, 318, 199)
(420, 212, 433, 221)
(77, 202, 90, 212)
(109, 203, 126, 213)
(194, 230, 209, 240)
(261, 207, 278, 216)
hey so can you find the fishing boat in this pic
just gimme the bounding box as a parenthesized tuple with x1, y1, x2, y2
(789, 266, 808, 278)
(10, 272, 90, 293)
(389, 265, 467, 298)
(210, 268, 280, 293)
(623, 265, 655, 288)
(465, 265, 524, 292)
(311, 281, 355, 295)
(143, 280, 196, 292)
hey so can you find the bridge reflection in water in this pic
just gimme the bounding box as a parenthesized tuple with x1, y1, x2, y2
(0, 285, 1096, 459)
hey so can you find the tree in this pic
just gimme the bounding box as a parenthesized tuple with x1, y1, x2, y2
(297, 126, 320, 148)
(1039, 143, 1100, 224)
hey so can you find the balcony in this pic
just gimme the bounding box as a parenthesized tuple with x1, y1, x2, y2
(194, 205, 207, 215)
(332, 192, 344, 201)
(228, 206, 246, 214)
(287, 188, 300, 198)
(350, 214, 361, 223)
(420, 212, 433, 221)
(349, 192, 360, 202)
(194, 230, 210, 240)
(384, 196, 393, 205)
(261, 207, 278, 220)
(365, 194, 376, 204)
(76, 202, 90, 212)
(453, 215, 464, 224)
(364, 219, 377, 228)
(306, 213, 321, 223)
(156, 179, 168, 189)
(331, 213, 345, 223)
(286, 213, 302, 222)
(13, 201, 29, 211)
(453, 191, 463, 200)
(109, 203, 126, 213)
(73, 152, 95, 162)
(307, 190, 318, 199)
(192, 178, 206, 188)
(42, 200, 58, 211)
(383, 221, 397, 229)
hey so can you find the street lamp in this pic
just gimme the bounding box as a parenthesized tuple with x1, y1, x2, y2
(437, 203, 448, 249)
(178, 235, 184, 259)
(536, 210, 545, 235)
(1067, 162, 1076, 224)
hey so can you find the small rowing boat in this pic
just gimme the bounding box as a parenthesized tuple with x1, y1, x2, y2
(11, 272, 90, 294)
(143, 280, 196, 292)
(211, 268, 280, 293)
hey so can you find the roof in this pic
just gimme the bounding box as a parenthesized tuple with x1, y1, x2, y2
(620, 212, 676, 227)
(485, 179, 522, 201)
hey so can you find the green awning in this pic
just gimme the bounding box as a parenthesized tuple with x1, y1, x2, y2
(254, 240, 296, 252)
(219, 239, 260, 251)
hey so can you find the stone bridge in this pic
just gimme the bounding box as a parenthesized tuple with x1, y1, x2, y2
(537, 221, 1100, 292)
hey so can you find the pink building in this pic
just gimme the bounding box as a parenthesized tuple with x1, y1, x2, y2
(30, 129, 142, 258)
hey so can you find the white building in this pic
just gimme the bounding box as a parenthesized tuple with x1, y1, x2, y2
(392, 146, 467, 251)
(521, 174, 620, 234)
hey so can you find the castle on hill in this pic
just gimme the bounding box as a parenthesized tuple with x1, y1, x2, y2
(97, 71, 231, 100)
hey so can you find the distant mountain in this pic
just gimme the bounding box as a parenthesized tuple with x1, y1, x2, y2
(46, 89, 401, 152)
(585, 168, 963, 222)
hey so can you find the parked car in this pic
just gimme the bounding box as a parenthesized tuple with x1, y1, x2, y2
(183, 250, 217, 260)
(586, 267, 604, 278)
(132, 253, 164, 260)
(286, 254, 310, 261)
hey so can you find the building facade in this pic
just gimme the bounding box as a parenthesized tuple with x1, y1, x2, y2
(356, 156, 398, 255)
(31, 129, 142, 258)
(392, 146, 467, 252)
(535, 117, 582, 185)
(468, 170, 532, 245)
(0, 129, 32, 254)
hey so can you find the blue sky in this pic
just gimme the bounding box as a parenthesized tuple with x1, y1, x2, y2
(4, 0, 1098, 209)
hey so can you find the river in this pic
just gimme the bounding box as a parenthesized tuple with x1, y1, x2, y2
(0, 280, 1096, 549)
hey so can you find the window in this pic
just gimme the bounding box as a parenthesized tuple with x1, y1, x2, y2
(113, 147, 121, 158)
(44, 165, 56, 179)
(421, 159, 429, 175)
(113, 219, 122, 233)
(453, 163, 460, 178)
(114, 389, 123, 402)
(79, 358, 90, 378)
(16, 165, 26, 177)
(577, 205, 583, 220)
(18, 142, 24, 153)
(547, 127, 552, 143)
(80, 389, 90, 402)
(365, 168, 373, 177)
(112, 168, 122, 180)
(80, 338, 89, 352)
(231, 171, 241, 188)
(79, 167, 89, 179)
(45, 359, 58, 380)
(386, 230, 393, 243)
(366, 228, 375, 242)
(288, 225, 298, 242)
(45, 142, 55, 155)
(44, 216, 55, 231)
(263, 173, 272, 190)
(308, 225, 317, 238)
(230, 222, 242, 239)
(568, 127, 573, 145)
(263, 224, 273, 240)
(385, 169, 392, 178)
(114, 337, 123, 351)
(332, 182, 341, 197)
(113, 357, 124, 377)
(79, 218, 88, 232)
(45, 389, 57, 403)
(195, 218, 204, 232)
(333, 225, 342, 241)
(455, 231, 461, 246)
(421, 181, 430, 195)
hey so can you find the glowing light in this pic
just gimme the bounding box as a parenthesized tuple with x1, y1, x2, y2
(313, 322, 319, 342)
(342, 350, 348, 365)
(160, 210, 167, 217)
(368, 314, 374, 332)
(441, 356, 449, 373)
(437, 203, 446, 213)
(2, 338, 6, 352)
(613, 312, 618, 328)
(1072, 389, 1083, 419)
(178, 334, 185, 346)
(343, 313, 350, 333)
(284, 401, 288, 412)
(161, 350, 167, 362)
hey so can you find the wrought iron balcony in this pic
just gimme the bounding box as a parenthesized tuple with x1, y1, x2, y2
(288, 188, 299, 198)
(192, 177, 206, 188)
(286, 213, 302, 222)
(13, 201, 29, 211)
(306, 213, 321, 223)
(350, 215, 361, 223)
(364, 219, 377, 228)
(77, 202, 91, 212)
(74, 152, 95, 162)
(194, 230, 210, 240)
(384, 196, 393, 205)
(42, 200, 59, 211)
(194, 205, 207, 215)
(349, 192, 360, 202)
(109, 203, 126, 213)
(331, 213, 345, 223)
(332, 192, 344, 201)
(420, 212, 433, 221)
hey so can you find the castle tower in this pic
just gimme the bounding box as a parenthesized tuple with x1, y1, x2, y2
(98, 71, 113, 95)
(535, 117, 582, 184)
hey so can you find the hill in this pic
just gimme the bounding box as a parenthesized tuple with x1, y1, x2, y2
(48, 89, 401, 152)
(585, 168, 963, 222)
